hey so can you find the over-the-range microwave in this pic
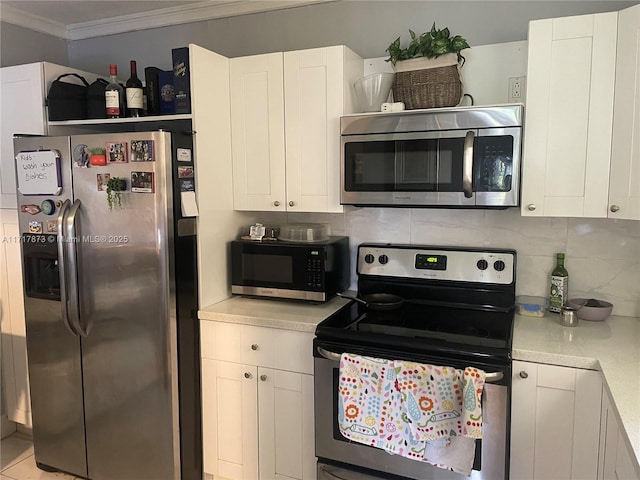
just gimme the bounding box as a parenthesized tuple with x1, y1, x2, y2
(230, 237, 350, 302)
(340, 104, 524, 208)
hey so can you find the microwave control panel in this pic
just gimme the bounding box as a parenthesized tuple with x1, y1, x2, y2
(306, 254, 323, 287)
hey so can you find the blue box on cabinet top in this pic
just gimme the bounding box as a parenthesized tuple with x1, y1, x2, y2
(172, 47, 191, 114)
(157, 70, 175, 115)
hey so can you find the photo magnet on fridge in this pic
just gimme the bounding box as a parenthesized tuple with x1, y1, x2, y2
(180, 179, 195, 192)
(28, 221, 43, 234)
(21, 204, 41, 215)
(107, 142, 128, 163)
(97, 173, 111, 191)
(131, 140, 154, 162)
(177, 166, 194, 178)
(73, 144, 89, 168)
(131, 171, 154, 193)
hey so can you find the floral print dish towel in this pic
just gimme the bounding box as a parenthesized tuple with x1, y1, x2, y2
(338, 353, 486, 476)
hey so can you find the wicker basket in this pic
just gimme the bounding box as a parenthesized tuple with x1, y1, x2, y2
(392, 64, 462, 110)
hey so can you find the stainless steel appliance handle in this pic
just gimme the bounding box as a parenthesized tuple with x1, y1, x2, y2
(317, 347, 503, 382)
(65, 199, 87, 337)
(317, 347, 341, 361)
(57, 200, 77, 335)
(319, 466, 352, 480)
(463, 130, 475, 198)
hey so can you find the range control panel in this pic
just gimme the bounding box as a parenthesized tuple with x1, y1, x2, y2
(357, 245, 516, 285)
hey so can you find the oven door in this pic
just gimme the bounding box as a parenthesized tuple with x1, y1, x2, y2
(341, 128, 520, 208)
(313, 342, 510, 480)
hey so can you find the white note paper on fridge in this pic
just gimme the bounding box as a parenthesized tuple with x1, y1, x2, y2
(181, 191, 199, 217)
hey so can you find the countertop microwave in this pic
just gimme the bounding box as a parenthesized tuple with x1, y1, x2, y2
(230, 236, 350, 302)
(340, 104, 524, 208)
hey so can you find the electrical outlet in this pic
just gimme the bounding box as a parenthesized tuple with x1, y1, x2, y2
(509, 76, 526, 103)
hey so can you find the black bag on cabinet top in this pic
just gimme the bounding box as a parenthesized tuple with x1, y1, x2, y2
(87, 78, 109, 119)
(47, 73, 90, 121)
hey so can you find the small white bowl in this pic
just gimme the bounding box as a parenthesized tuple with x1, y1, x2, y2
(567, 298, 613, 321)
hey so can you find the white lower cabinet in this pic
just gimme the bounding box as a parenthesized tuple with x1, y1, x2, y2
(201, 321, 316, 480)
(0, 209, 31, 427)
(511, 360, 603, 480)
(598, 388, 639, 480)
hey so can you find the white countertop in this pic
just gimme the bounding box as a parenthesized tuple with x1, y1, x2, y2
(513, 313, 640, 472)
(198, 295, 351, 332)
(199, 297, 640, 472)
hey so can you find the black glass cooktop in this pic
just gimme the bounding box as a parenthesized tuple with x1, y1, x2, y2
(316, 300, 515, 362)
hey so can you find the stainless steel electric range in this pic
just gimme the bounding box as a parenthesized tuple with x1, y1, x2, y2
(313, 244, 516, 480)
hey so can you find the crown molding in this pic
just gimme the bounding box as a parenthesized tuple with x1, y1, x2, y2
(0, 3, 67, 39)
(1, 0, 337, 41)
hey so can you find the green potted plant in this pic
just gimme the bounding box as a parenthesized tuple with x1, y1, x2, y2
(106, 176, 126, 211)
(87, 147, 107, 166)
(385, 23, 470, 109)
(386, 23, 470, 68)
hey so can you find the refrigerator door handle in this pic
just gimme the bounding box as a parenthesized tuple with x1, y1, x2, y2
(65, 199, 87, 337)
(57, 199, 78, 336)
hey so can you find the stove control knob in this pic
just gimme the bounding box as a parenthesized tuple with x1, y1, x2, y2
(379, 255, 389, 265)
(494, 260, 506, 272)
(364, 254, 375, 264)
(476, 259, 488, 271)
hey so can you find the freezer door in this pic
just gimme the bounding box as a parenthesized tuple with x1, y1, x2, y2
(13, 135, 88, 478)
(70, 131, 180, 480)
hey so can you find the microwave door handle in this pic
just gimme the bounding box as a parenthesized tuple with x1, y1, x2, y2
(463, 130, 475, 198)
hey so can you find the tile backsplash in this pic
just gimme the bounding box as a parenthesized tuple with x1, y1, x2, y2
(281, 208, 640, 318)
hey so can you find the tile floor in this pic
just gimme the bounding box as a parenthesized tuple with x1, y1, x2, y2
(1, 433, 79, 480)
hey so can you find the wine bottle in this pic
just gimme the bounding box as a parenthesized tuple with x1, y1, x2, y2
(105, 64, 124, 118)
(549, 252, 569, 313)
(126, 60, 144, 117)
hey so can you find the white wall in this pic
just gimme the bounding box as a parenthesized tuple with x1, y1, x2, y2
(274, 209, 640, 319)
(59, 1, 636, 80)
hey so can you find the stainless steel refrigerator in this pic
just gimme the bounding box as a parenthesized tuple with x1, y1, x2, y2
(14, 129, 201, 480)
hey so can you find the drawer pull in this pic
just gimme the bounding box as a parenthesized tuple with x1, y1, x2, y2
(260, 374, 267, 381)
(519, 371, 529, 379)
(251, 344, 259, 351)
(244, 372, 252, 379)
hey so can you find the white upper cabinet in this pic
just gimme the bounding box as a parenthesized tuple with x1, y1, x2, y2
(521, 12, 618, 217)
(1, 62, 101, 210)
(609, 4, 640, 220)
(230, 53, 287, 212)
(231, 45, 363, 213)
(1, 64, 49, 209)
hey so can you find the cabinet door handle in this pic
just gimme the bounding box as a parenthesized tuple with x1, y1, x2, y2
(289, 201, 295, 207)
(527, 204, 536, 211)
(610, 205, 620, 213)
(260, 374, 267, 381)
(244, 372, 253, 379)
(251, 344, 259, 351)
(273, 201, 280, 207)
(519, 371, 528, 379)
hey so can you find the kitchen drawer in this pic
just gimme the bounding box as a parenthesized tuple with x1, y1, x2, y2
(200, 320, 314, 374)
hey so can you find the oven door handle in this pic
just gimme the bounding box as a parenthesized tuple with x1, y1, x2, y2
(317, 347, 342, 362)
(485, 371, 503, 382)
(317, 347, 504, 382)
